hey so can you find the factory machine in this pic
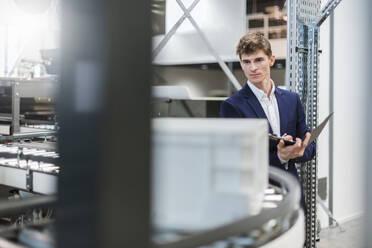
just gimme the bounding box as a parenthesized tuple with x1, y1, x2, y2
(0, 76, 58, 247)
(0, 0, 346, 247)
(0, 76, 58, 193)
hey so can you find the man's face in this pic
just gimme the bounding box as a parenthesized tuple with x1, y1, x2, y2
(240, 50, 275, 86)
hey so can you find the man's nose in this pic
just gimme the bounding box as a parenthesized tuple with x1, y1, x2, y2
(249, 63, 258, 71)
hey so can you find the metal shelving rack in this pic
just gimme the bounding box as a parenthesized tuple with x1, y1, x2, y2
(286, 0, 343, 247)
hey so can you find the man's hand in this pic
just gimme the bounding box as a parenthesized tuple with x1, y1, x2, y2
(277, 132, 311, 161)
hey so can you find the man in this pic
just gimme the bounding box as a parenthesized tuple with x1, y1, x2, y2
(220, 32, 316, 210)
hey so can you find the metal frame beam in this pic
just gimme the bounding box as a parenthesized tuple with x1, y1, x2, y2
(152, 0, 200, 59)
(153, 0, 242, 91)
(313, 0, 343, 27)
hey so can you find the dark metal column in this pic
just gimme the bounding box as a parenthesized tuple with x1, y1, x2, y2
(57, 1, 151, 247)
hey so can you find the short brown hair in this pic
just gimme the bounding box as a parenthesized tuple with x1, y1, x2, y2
(236, 32, 272, 59)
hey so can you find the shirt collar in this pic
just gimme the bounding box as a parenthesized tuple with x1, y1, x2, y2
(246, 80, 276, 100)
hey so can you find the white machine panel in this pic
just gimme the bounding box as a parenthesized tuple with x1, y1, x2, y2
(0, 166, 26, 190)
(33, 172, 57, 195)
(152, 118, 268, 231)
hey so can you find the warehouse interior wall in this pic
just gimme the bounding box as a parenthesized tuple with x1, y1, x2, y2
(318, 0, 367, 228)
(332, 0, 367, 223)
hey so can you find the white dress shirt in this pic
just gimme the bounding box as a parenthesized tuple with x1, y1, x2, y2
(246, 80, 288, 165)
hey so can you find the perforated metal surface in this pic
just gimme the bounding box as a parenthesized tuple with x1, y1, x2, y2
(304, 26, 320, 248)
(297, 0, 321, 25)
(286, 1, 321, 247)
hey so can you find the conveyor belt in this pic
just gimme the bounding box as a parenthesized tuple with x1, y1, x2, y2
(0, 143, 58, 195)
(0, 144, 58, 165)
(0, 165, 57, 195)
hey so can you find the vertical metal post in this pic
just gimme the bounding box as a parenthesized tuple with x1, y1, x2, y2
(286, 1, 322, 247)
(263, 15, 269, 39)
(365, 0, 372, 247)
(328, 11, 334, 226)
(11, 82, 20, 134)
(4, 26, 8, 76)
(57, 1, 151, 247)
(101, 1, 151, 246)
(286, 0, 344, 247)
(227, 62, 233, 96)
(304, 26, 319, 248)
(252, 0, 257, 13)
(285, 0, 297, 91)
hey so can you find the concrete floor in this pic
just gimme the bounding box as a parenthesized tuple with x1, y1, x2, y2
(318, 217, 363, 248)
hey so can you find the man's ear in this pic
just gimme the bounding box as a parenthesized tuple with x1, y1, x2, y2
(269, 55, 275, 66)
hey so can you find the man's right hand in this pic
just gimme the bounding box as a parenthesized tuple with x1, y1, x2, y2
(277, 132, 311, 161)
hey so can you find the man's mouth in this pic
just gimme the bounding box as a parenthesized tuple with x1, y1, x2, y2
(250, 74, 260, 77)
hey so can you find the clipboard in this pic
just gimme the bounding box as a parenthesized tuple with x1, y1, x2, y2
(268, 112, 333, 150)
(308, 112, 333, 143)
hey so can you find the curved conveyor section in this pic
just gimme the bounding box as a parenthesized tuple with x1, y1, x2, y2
(153, 167, 303, 248)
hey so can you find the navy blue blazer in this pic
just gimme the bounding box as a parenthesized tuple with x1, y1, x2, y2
(220, 83, 316, 177)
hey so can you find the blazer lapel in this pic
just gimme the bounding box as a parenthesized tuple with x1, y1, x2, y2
(242, 84, 273, 133)
(274, 88, 287, 136)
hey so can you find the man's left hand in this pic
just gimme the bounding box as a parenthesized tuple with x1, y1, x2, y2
(277, 132, 311, 161)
